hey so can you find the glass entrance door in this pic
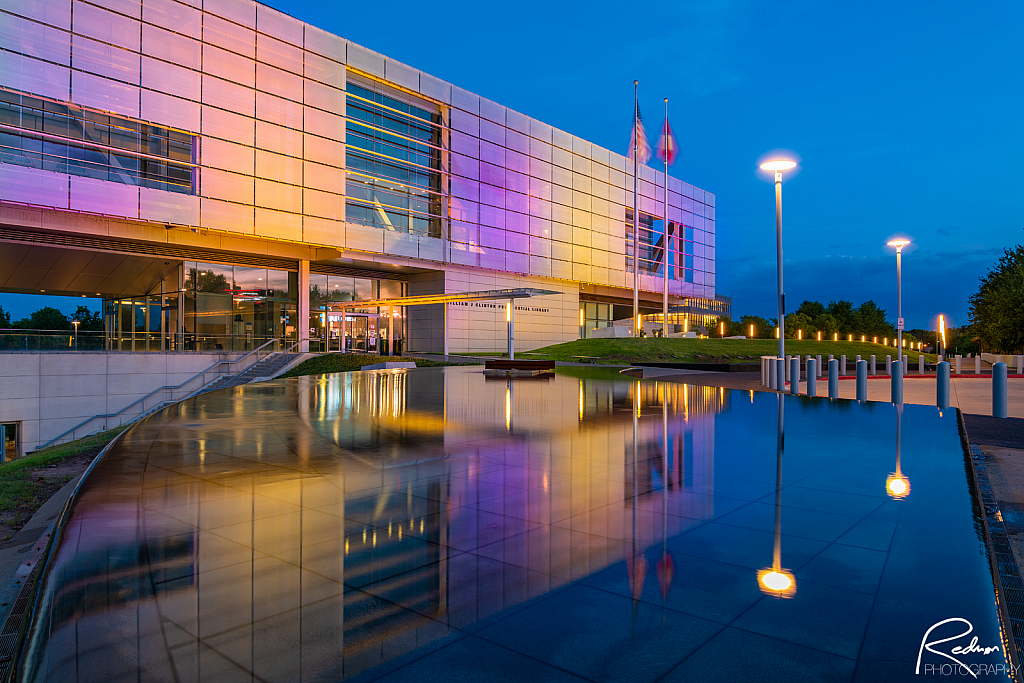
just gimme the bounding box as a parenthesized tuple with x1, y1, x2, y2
(326, 313, 379, 353)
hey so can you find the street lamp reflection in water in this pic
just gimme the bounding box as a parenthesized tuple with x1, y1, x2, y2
(886, 404, 910, 499)
(758, 393, 797, 598)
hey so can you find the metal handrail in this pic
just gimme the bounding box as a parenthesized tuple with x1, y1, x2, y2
(202, 339, 311, 389)
(34, 338, 282, 451)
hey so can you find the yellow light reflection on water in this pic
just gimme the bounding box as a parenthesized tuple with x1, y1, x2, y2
(757, 568, 796, 597)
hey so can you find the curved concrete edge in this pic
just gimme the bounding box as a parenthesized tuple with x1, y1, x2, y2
(0, 426, 131, 678)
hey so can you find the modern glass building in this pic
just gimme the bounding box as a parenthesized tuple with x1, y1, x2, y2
(0, 0, 720, 353)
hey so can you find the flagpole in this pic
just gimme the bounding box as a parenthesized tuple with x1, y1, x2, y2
(633, 80, 639, 337)
(662, 97, 669, 338)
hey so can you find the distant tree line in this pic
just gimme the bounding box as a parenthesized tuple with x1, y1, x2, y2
(0, 305, 104, 331)
(719, 299, 918, 342)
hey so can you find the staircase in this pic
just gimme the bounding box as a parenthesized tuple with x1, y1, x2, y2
(194, 353, 302, 395)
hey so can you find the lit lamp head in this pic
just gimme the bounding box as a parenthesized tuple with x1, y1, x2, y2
(887, 239, 910, 253)
(760, 160, 797, 173)
(757, 567, 797, 598)
(71, 320, 80, 329)
(886, 472, 911, 499)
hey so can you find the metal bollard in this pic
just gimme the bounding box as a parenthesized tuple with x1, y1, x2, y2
(1018, 355, 1023, 375)
(993, 362, 1008, 418)
(955, 355, 961, 375)
(892, 361, 903, 404)
(841, 354, 847, 376)
(856, 360, 867, 401)
(856, 354, 861, 363)
(918, 353, 924, 375)
(829, 359, 839, 399)
(816, 354, 823, 377)
(776, 358, 786, 392)
(937, 361, 950, 410)
(886, 355, 892, 375)
(870, 354, 876, 376)
(785, 355, 792, 381)
(768, 357, 777, 389)
(790, 357, 800, 394)
(976, 355, 981, 374)
(902, 354, 908, 376)
(807, 359, 817, 397)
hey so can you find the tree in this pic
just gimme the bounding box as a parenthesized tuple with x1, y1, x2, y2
(188, 267, 229, 293)
(826, 300, 856, 332)
(16, 307, 70, 330)
(969, 242, 1024, 353)
(740, 314, 773, 339)
(784, 312, 815, 339)
(814, 313, 840, 338)
(0, 306, 10, 328)
(71, 305, 104, 331)
(795, 300, 826, 319)
(856, 300, 895, 337)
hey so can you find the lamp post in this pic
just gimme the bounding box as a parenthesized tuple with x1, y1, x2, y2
(887, 239, 910, 357)
(760, 159, 797, 362)
(71, 319, 79, 350)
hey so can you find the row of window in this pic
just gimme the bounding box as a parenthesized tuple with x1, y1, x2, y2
(344, 80, 444, 239)
(0, 88, 194, 193)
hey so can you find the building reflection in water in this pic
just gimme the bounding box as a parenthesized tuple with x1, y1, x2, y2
(18, 367, 725, 683)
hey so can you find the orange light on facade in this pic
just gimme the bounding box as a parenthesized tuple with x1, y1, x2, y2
(833, 333, 838, 341)
(874, 336, 878, 343)
(797, 329, 802, 340)
(848, 334, 853, 342)
(861, 335, 865, 342)
(750, 324, 755, 338)
(817, 331, 822, 341)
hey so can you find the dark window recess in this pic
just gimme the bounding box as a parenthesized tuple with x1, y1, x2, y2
(0, 88, 195, 194)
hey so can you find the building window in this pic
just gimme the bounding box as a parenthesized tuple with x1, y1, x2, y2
(1, 422, 18, 461)
(0, 88, 195, 194)
(344, 78, 444, 239)
(580, 302, 612, 339)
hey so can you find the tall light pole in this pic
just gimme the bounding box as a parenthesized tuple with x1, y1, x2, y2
(71, 319, 79, 350)
(887, 239, 910, 355)
(760, 159, 797, 361)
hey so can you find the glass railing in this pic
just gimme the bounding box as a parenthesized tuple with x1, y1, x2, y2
(0, 330, 298, 353)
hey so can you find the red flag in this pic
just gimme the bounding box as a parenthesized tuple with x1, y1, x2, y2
(627, 103, 652, 164)
(656, 119, 677, 165)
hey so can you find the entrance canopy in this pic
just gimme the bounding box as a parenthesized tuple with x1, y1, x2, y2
(324, 287, 561, 309)
(325, 288, 561, 359)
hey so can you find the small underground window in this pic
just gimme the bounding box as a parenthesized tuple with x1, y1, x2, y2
(1, 423, 19, 461)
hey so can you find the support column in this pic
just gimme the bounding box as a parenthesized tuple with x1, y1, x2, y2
(298, 259, 310, 352)
(339, 309, 346, 353)
(443, 302, 449, 358)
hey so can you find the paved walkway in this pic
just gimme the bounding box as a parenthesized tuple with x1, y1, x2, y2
(785, 375, 1024, 418)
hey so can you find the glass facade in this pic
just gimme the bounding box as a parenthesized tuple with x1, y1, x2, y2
(0, 88, 194, 194)
(580, 302, 613, 339)
(308, 274, 406, 353)
(625, 209, 698, 283)
(344, 78, 445, 239)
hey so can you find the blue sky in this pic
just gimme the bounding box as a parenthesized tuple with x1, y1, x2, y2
(4, 0, 1020, 328)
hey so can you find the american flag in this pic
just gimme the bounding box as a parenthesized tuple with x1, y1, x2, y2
(628, 102, 652, 164)
(657, 118, 677, 165)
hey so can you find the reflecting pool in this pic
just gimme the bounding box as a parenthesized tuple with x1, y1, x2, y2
(16, 367, 1014, 682)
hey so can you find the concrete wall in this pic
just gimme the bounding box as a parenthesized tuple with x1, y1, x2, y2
(0, 351, 242, 454)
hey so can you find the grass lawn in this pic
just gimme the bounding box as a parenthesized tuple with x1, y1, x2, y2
(279, 353, 480, 379)
(525, 338, 937, 365)
(0, 426, 126, 545)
